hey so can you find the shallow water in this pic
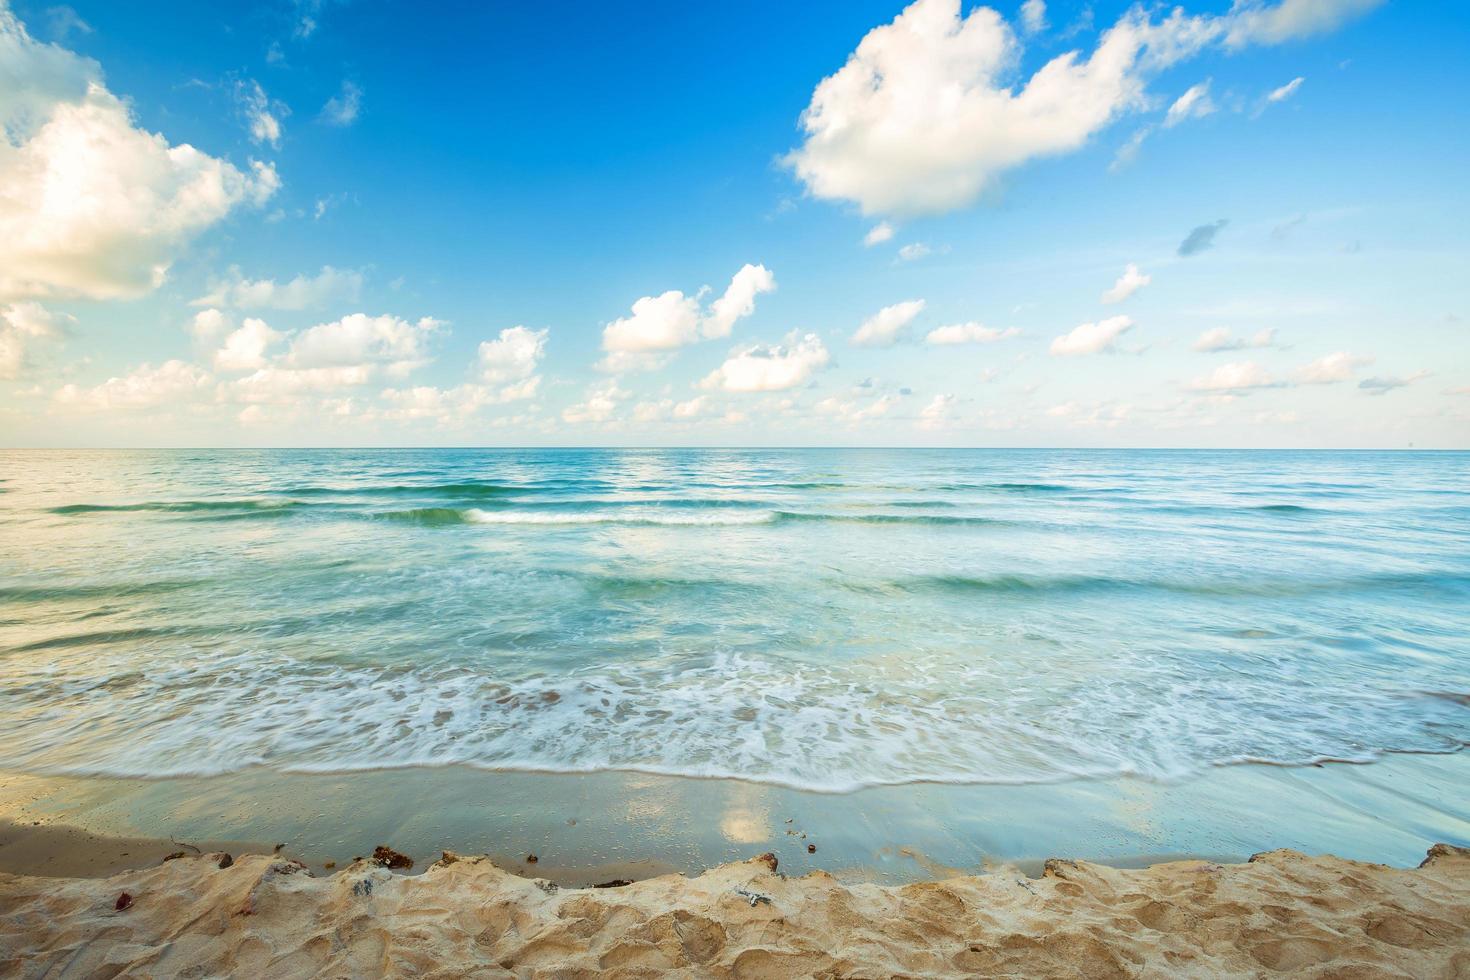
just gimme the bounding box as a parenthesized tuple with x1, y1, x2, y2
(1, 449, 1467, 792)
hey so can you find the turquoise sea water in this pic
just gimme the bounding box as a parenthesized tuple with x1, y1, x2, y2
(1, 449, 1467, 794)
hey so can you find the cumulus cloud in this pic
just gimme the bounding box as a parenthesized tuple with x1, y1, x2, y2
(193, 266, 363, 310)
(213, 317, 282, 372)
(0, 8, 279, 302)
(1267, 76, 1304, 102)
(785, 0, 1377, 218)
(786, 0, 1213, 217)
(897, 242, 933, 262)
(228, 364, 374, 404)
(599, 264, 774, 371)
(375, 379, 537, 423)
(1019, 0, 1047, 35)
(599, 291, 700, 371)
(54, 360, 212, 411)
(924, 321, 1019, 345)
(477, 325, 547, 385)
(632, 395, 711, 423)
(1178, 219, 1228, 256)
(1225, 0, 1384, 47)
(1192, 326, 1278, 352)
(863, 222, 895, 247)
(1049, 315, 1133, 355)
(702, 333, 831, 392)
(1, 301, 68, 378)
(1189, 360, 1281, 392)
(852, 299, 926, 347)
(562, 379, 628, 423)
(703, 264, 777, 339)
(1163, 80, 1215, 127)
(1296, 350, 1372, 384)
(209, 311, 446, 407)
(320, 80, 361, 126)
(189, 308, 230, 340)
(285, 313, 441, 375)
(1101, 263, 1150, 303)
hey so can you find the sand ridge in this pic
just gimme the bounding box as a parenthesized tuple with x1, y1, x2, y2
(1, 845, 1466, 978)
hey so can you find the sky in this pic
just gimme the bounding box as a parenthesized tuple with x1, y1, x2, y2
(1, 0, 1467, 448)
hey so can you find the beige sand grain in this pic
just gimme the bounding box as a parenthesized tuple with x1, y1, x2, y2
(1, 845, 1465, 977)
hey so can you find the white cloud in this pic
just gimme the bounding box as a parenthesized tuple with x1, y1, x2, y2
(785, 0, 1376, 218)
(924, 321, 1019, 345)
(1189, 360, 1280, 392)
(54, 360, 212, 411)
(237, 79, 286, 148)
(852, 299, 926, 347)
(1192, 326, 1277, 352)
(599, 264, 774, 371)
(919, 393, 958, 429)
(1163, 80, 1215, 127)
(192, 266, 363, 310)
(229, 364, 374, 403)
(0, 9, 279, 302)
(1225, 0, 1383, 47)
(1, 301, 68, 378)
(1019, 0, 1047, 35)
(320, 80, 361, 126)
(863, 222, 895, 247)
(1049, 315, 1133, 355)
(816, 391, 902, 423)
(785, 0, 1221, 217)
(285, 313, 441, 375)
(477, 325, 547, 384)
(1267, 76, 1305, 103)
(897, 242, 932, 262)
(599, 290, 700, 370)
(562, 379, 627, 423)
(632, 395, 711, 423)
(1296, 350, 1371, 384)
(213, 317, 282, 372)
(1109, 125, 1152, 171)
(703, 263, 776, 339)
(374, 379, 537, 422)
(189, 308, 230, 340)
(1101, 263, 1150, 303)
(702, 333, 831, 392)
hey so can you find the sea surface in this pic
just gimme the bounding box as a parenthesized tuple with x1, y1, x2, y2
(1, 449, 1467, 794)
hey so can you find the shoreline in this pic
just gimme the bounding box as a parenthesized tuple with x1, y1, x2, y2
(3, 751, 1466, 888)
(5, 752, 1464, 887)
(3, 845, 1466, 977)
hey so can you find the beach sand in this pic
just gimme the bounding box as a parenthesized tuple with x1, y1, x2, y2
(2, 844, 1466, 978)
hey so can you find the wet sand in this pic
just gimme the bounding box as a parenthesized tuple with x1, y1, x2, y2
(2, 750, 1466, 887)
(3, 845, 1467, 977)
(1, 754, 1467, 975)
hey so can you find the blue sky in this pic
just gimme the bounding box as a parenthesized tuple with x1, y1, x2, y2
(1, 0, 1466, 447)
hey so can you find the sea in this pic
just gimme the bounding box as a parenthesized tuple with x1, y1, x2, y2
(2, 449, 1468, 798)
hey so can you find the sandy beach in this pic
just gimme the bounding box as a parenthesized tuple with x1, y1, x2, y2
(3, 843, 1467, 978)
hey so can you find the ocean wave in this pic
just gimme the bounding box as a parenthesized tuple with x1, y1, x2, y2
(1, 648, 1465, 791)
(51, 499, 305, 515)
(368, 507, 1010, 528)
(913, 570, 1470, 598)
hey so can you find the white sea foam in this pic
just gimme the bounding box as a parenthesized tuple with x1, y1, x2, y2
(463, 509, 778, 526)
(2, 645, 1464, 791)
